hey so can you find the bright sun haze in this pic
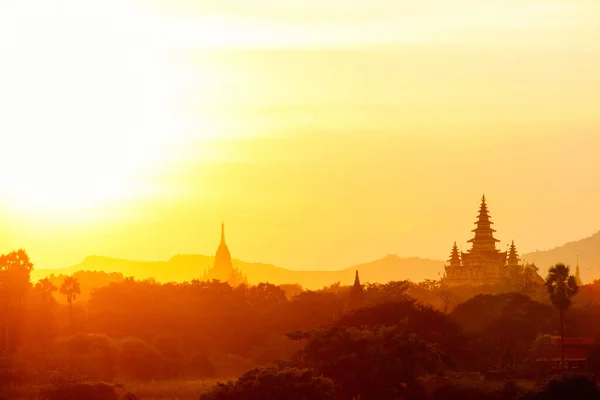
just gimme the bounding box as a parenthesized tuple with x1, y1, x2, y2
(0, 0, 599, 276)
(0, 1, 216, 218)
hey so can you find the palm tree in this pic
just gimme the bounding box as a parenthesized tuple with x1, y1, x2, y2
(545, 263, 579, 367)
(59, 275, 81, 330)
(35, 277, 58, 306)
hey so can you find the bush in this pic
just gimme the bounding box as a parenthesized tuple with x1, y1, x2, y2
(199, 367, 335, 400)
(117, 338, 164, 380)
(62, 334, 119, 381)
(152, 335, 186, 378)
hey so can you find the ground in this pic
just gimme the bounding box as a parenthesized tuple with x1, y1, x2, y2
(0, 378, 222, 400)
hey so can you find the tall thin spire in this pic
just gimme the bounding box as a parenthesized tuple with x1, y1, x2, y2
(347, 269, 365, 310)
(221, 220, 226, 244)
(354, 270, 361, 287)
(575, 255, 583, 286)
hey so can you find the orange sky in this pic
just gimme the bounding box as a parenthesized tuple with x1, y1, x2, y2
(0, 0, 599, 271)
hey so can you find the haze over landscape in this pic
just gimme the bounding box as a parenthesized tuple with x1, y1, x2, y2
(4, 1, 600, 400)
(1, 0, 599, 278)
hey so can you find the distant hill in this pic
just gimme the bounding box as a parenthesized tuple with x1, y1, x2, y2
(30, 230, 600, 289)
(523, 231, 600, 284)
(31, 254, 445, 290)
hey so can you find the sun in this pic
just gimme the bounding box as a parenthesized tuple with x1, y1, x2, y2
(0, 1, 216, 218)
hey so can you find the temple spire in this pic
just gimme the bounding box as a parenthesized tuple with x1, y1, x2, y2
(575, 255, 583, 286)
(202, 221, 247, 286)
(354, 270, 361, 287)
(221, 220, 226, 244)
(347, 270, 365, 310)
(468, 194, 500, 251)
(448, 242, 461, 268)
(507, 240, 519, 267)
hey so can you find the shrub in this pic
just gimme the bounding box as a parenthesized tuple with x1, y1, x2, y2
(152, 335, 186, 378)
(199, 367, 335, 400)
(61, 334, 119, 381)
(117, 338, 164, 381)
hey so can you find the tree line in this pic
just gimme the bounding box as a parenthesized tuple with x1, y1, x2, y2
(2, 249, 600, 399)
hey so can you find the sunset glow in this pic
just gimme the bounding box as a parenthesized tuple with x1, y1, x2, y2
(3, 1, 600, 397)
(0, 0, 599, 275)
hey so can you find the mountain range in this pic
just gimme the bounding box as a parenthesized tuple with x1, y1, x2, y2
(30, 231, 600, 289)
(521, 231, 600, 284)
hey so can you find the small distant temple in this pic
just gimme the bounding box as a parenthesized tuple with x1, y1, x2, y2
(201, 222, 247, 286)
(346, 270, 365, 311)
(443, 195, 542, 287)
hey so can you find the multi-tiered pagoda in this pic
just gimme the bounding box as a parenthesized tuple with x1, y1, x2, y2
(443, 195, 533, 286)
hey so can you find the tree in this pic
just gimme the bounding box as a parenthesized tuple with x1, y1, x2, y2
(418, 279, 455, 313)
(337, 299, 466, 367)
(288, 326, 446, 399)
(451, 293, 555, 369)
(35, 277, 58, 306)
(117, 337, 164, 380)
(0, 249, 34, 353)
(545, 263, 579, 367)
(60, 275, 81, 331)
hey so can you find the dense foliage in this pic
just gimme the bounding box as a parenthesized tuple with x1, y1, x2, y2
(4, 249, 600, 399)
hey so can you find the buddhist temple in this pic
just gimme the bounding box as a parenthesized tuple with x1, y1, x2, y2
(201, 222, 247, 286)
(443, 195, 537, 286)
(346, 270, 365, 311)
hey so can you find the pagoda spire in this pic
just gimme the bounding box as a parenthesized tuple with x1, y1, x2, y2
(468, 194, 500, 251)
(347, 270, 365, 310)
(448, 242, 461, 268)
(507, 240, 519, 267)
(221, 220, 226, 245)
(354, 270, 361, 287)
(575, 255, 583, 286)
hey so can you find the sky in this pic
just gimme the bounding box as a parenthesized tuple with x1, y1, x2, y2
(0, 0, 599, 271)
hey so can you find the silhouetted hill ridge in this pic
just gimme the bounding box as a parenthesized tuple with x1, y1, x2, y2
(31, 230, 600, 288)
(31, 254, 444, 290)
(523, 230, 600, 284)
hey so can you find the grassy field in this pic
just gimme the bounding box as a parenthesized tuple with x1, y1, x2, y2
(0, 378, 227, 400)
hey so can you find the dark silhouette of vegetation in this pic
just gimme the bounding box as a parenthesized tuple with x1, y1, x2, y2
(199, 367, 335, 400)
(287, 326, 447, 399)
(0, 250, 34, 354)
(545, 263, 579, 366)
(451, 293, 555, 369)
(118, 337, 164, 381)
(35, 277, 58, 305)
(5, 247, 600, 400)
(60, 275, 81, 331)
(535, 373, 600, 400)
